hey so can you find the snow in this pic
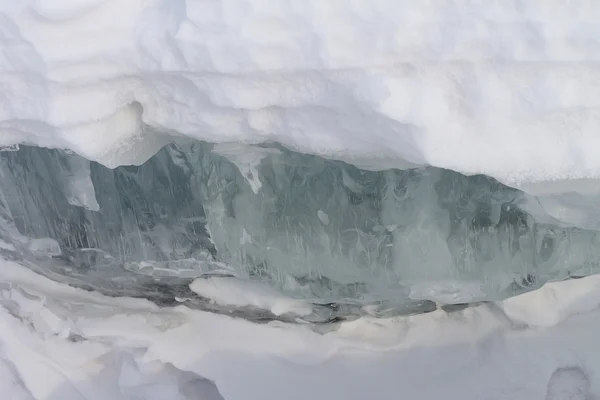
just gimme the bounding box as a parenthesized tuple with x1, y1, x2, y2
(501, 275, 600, 327)
(1, 256, 600, 399)
(190, 277, 313, 317)
(4, 1, 600, 399)
(2, 1, 600, 193)
(409, 280, 486, 304)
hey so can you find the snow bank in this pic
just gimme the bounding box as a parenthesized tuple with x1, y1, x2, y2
(501, 275, 600, 327)
(190, 277, 313, 317)
(3, 257, 600, 399)
(2, 1, 600, 192)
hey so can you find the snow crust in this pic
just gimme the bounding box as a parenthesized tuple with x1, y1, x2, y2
(2, 1, 600, 192)
(3, 256, 600, 399)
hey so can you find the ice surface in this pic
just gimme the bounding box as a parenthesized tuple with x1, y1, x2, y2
(60, 155, 99, 212)
(2, 1, 600, 193)
(3, 143, 600, 310)
(0, 145, 217, 265)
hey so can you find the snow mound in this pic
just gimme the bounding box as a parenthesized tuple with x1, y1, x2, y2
(2, 2, 600, 192)
(190, 277, 313, 317)
(501, 275, 600, 327)
(3, 257, 600, 399)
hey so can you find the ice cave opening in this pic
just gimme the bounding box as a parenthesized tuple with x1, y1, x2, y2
(1, 142, 599, 322)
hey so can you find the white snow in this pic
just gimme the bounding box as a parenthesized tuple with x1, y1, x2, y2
(501, 275, 600, 327)
(1, 257, 600, 399)
(2, 1, 600, 193)
(27, 238, 62, 257)
(190, 276, 313, 317)
(4, 1, 600, 399)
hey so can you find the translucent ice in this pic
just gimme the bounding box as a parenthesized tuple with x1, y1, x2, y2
(61, 155, 99, 211)
(2, 143, 600, 308)
(27, 238, 61, 257)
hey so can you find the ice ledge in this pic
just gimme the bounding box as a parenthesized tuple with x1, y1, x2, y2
(3, 2, 600, 193)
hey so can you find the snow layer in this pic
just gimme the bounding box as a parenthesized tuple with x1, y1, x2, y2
(4, 256, 600, 399)
(2, 1, 600, 191)
(190, 277, 313, 316)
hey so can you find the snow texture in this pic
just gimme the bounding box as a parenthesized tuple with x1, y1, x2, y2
(2, 258, 600, 399)
(2, 1, 600, 193)
(190, 277, 314, 316)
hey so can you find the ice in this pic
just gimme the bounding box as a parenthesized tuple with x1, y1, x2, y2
(409, 280, 486, 304)
(4, 143, 600, 309)
(61, 155, 99, 212)
(27, 238, 61, 257)
(0, 145, 216, 266)
(316, 210, 330, 226)
(123, 257, 236, 279)
(211, 143, 281, 194)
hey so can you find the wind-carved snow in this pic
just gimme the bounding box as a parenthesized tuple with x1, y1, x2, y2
(1, 257, 600, 399)
(2, 1, 600, 195)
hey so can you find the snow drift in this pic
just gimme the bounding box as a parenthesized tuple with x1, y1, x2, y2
(2, 256, 600, 399)
(2, 1, 600, 192)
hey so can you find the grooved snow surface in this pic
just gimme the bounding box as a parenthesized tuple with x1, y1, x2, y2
(3, 259, 600, 399)
(2, 1, 600, 190)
